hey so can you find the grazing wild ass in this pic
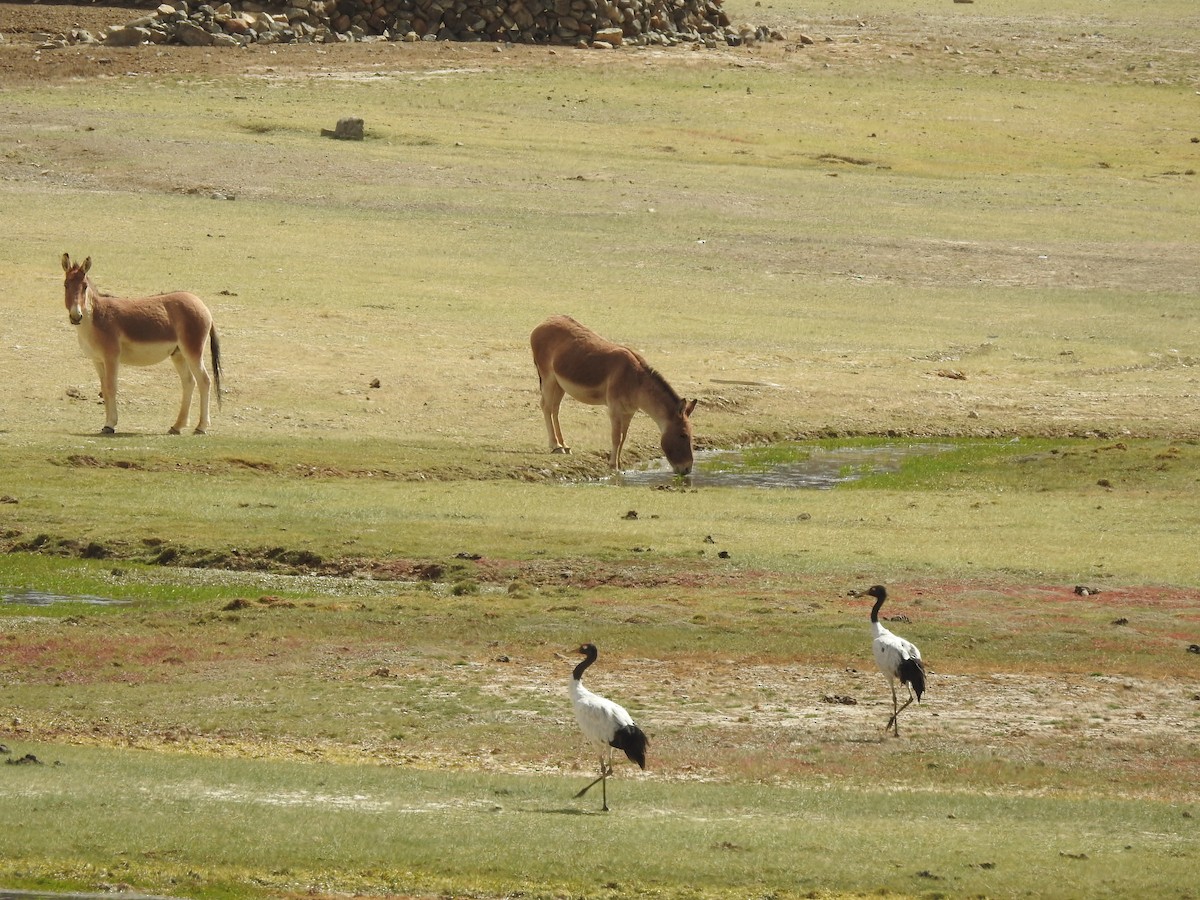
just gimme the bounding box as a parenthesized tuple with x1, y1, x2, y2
(61, 253, 222, 434)
(530, 315, 697, 475)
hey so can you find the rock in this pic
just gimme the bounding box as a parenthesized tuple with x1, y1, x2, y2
(823, 694, 858, 705)
(176, 21, 216, 45)
(103, 26, 152, 47)
(321, 117, 364, 140)
(594, 27, 623, 46)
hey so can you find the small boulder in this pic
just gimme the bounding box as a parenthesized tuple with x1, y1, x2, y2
(175, 21, 216, 46)
(103, 26, 152, 47)
(594, 27, 623, 46)
(321, 117, 364, 140)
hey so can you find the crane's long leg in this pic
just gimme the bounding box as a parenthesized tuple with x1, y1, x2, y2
(883, 680, 900, 735)
(601, 747, 614, 811)
(575, 753, 613, 801)
(885, 685, 915, 736)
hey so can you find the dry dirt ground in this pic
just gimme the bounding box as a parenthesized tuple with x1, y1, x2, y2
(0, 1, 747, 80)
(2, 1, 1198, 810)
(7, 0, 1195, 87)
(4, 568, 1199, 805)
(0, 1, 574, 81)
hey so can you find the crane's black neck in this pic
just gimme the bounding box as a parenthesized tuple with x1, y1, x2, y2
(573, 645, 598, 681)
(868, 588, 887, 623)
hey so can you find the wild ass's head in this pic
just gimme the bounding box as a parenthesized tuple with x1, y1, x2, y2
(61, 252, 93, 326)
(661, 397, 698, 476)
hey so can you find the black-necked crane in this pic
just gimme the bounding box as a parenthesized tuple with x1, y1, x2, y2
(568, 643, 648, 811)
(866, 585, 927, 736)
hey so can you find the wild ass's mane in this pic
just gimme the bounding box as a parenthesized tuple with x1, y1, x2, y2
(643, 365, 682, 404)
(69, 270, 112, 300)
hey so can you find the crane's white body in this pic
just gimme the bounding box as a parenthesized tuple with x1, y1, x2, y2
(872, 622, 922, 685)
(866, 585, 927, 736)
(568, 643, 648, 811)
(571, 678, 637, 748)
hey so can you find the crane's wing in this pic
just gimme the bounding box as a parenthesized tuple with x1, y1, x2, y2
(573, 689, 634, 742)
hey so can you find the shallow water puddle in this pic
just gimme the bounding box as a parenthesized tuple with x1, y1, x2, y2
(610, 443, 953, 489)
(1, 588, 131, 607)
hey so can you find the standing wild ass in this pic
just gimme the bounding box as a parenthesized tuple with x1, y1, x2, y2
(61, 253, 222, 434)
(530, 315, 697, 474)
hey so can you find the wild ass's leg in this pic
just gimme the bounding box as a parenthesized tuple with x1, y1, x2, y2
(539, 376, 570, 453)
(608, 408, 633, 470)
(193, 358, 213, 435)
(91, 359, 106, 401)
(169, 350, 197, 435)
(175, 347, 213, 435)
(98, 357, 119, 434)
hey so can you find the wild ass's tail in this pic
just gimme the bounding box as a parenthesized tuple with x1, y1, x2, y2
(210, 325, 223, 409)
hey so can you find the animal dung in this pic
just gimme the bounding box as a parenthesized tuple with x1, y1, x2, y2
(322, 117, 364, 141)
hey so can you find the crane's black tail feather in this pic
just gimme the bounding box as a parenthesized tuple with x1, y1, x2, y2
(610, 724, 649, 769)
(899, 658, 926, 702)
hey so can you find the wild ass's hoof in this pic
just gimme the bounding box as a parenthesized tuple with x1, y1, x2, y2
(551, 446, 572, 455)
(193, 427, 207, 435)
(168, 427, 182, 435)
(101, 425, 116, 434)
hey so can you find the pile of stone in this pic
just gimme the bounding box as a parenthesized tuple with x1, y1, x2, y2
(329, 0, 748, 46)
(99, 1, 343, 47)
(51, 0, 780, 50)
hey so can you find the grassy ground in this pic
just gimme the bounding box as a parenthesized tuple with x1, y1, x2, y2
(5, 743, 1196, 900)
(1, 1, 1199, 898)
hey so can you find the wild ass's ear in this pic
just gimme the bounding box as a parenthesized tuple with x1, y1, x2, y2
(683, 398, 698, 417)
(82, 257, 92, 273)
(61, 252, 71, 272)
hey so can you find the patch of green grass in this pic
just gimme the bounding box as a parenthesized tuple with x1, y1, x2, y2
(0, 744, 1194, 900)
(4, 435, 1200, 585)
